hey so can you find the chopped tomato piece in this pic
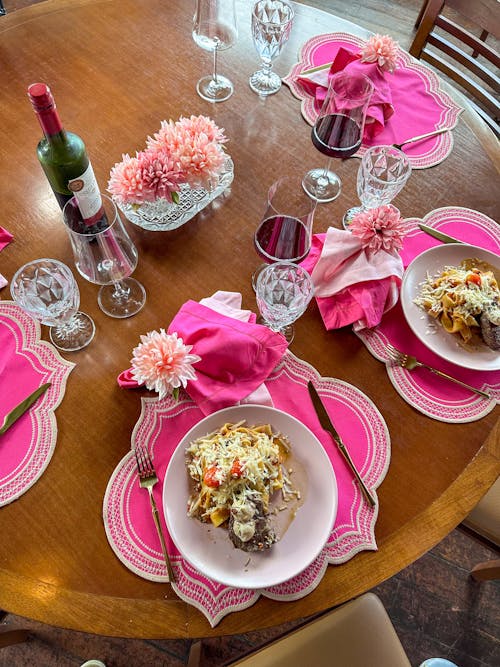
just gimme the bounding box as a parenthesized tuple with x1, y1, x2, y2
(230, 459, 243, 478)
(203, 466, 221, 488)
(466, 272, 481, 286)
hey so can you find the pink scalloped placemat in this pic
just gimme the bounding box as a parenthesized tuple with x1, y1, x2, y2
(0, 301, 75, 506)
(103, 352, 390, 627)
(283, 32, 463, 169)
(356, 207, 500, 422)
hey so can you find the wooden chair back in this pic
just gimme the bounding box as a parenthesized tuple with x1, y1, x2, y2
(409, 0, 500, 134)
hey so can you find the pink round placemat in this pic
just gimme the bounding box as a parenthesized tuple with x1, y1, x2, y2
(0, 301, 75, 506)
(283, 32, 463, 169)
(103, 352, 390, 627)
(356, 207, 500, 422)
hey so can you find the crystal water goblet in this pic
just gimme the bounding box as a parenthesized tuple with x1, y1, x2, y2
(10, 258, 95, 352)
(252, 175, 316, 289)
(62, 194, 146, 319)
(255, 261, 314, 343)
(249, 0, 294, 96)
(343, 145, 412, 228)
(302, 71, 374, 203)
(192, 0, 238, 102)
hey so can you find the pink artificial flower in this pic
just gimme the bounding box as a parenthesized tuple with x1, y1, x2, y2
(108, 154, 146, 205)
(146, 119, 185, 155)
(175, 115, 227, 144)
(360, 34, 399, 73)
(177, 135, 226, 189)
(349, 204, 407, 254)
(139, 151, 185, 203)
(130, 329, 201, 399)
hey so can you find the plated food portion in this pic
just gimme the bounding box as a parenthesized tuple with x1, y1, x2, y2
(401, 244, 500, 371)
(186, 421, 297, 553)
(163, 405, 337, 589)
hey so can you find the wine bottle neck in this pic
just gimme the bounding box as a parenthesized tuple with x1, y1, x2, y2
(36, 107, 64, 138)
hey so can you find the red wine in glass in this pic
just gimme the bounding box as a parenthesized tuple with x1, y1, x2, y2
(312, 113, 362, 159)
(254, 214, 310, 264)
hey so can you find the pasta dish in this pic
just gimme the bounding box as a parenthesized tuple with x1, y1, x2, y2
(186, 421, 297, 552)
(414, 260, 500, 349)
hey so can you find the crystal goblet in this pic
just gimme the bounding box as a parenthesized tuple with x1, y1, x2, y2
(63, 193, 146, 319)
(249, 0, 294, 96)
(343, 145, 412, 228)
(10, 258, 95, 352)
(255, 261, 314, 343)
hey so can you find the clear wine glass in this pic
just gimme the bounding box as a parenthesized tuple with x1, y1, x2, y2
(249, 0, 294, 97)
(302, 71, 374, 204)
(255, 261, 314, 344)
(252, 175, 315, 289)
(192, 0, 238, 103)
(10, 258, 95, 352)
(342, 145, 412, 228)
(62, 194, 146, 319)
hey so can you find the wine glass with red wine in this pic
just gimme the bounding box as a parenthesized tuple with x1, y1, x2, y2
(252, 176, 315, 289)
(302, 72, 374, 203)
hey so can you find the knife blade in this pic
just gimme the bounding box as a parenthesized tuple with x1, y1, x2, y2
(418, 224, 462, 244)
(0, 382, 51, 435)
(307, 381, 376, 507)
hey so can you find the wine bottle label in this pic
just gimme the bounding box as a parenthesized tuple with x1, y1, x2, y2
(68, 163, 102, 220)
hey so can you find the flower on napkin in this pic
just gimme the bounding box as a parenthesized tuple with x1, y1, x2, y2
(130, 330, 201, 400)
(360, 34, 399, 73)
(108, 115, 227, 206)
(349, 204, 407, 254)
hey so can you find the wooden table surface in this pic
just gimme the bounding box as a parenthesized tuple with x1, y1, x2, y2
(0, 0, 499, 639)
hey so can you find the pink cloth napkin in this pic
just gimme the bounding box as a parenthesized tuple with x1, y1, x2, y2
(297, 47, 395, 142)
(118, 292, 288, 415)
(0, 226, 13, 289)
(301, 228, 403, 331)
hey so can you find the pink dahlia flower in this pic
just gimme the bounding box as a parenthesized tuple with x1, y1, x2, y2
(177, 135, 226, 189)
(130, 329, 201, 399)
(360, 34, 399, 73)
(175, 115, 227, 144)
(108, 154, 146, 205)
(349, 204, 407, 254)
(139, 151, 185, 203)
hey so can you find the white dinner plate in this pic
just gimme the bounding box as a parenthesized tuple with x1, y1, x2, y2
(401, 243, 500, 371)
(163, 404, 337, 589)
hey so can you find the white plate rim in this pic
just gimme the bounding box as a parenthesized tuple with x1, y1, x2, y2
(162, 404, 337, 589)
(401, 243, 500, 371)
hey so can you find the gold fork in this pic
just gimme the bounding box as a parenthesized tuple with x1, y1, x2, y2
(135, 445, 176, 582)
(385, 344, 490, 399)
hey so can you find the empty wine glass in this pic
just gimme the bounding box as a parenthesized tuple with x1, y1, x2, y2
(252, 175, 316, 289)
(192, 0, 238, 102)
(303, 72, 374, 203)
(249, 0, 294, 96)
(255, 261, 314, 343)
(10, 258, 95, 352)
(62, 194, 146, 319)
(343, 145, 412, 228)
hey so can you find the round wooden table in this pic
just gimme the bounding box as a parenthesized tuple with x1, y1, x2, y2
(0, 0, 498, 638)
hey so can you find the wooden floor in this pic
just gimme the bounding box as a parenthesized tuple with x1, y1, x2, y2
(1, 1, 499, 666)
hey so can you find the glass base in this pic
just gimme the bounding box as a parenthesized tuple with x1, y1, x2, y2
(196, 74, 234, 102)
(98, 278, 146, 319)
(342, 205, 364, 229)
(302, 168, 341, 203)
(249, 70, 281, 96)
(49, 311, 95, 352)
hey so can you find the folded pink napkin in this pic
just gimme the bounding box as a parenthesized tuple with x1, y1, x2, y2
(297, 46, 394, 142)
(118, 292, 288, 415)
(301, 228, 403, 331)
(0, 226, 13, 251)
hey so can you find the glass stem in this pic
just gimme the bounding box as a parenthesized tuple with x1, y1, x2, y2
(212, 43, 219, 84)
(112, 280, 131, 301)
(261, 59, 273, 77)
(321, 157, 333, 179)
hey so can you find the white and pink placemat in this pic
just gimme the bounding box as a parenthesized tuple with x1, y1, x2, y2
(0, 301, 75, 506)
(283, 32, 463, 169)
(356, 207, 500, 422)
(103, 352, 390, 627)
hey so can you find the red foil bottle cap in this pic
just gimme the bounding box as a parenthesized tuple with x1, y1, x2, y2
(28, 83, 56, 112)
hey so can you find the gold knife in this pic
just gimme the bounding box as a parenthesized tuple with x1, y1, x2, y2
(0, 382, 51, 435)
(418, 224, 462, 244)
(307, 381, 376, 507)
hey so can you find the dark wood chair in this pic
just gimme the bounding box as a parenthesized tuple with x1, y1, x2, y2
(462, 476, 500, 581)
(409, 0, 500, 135)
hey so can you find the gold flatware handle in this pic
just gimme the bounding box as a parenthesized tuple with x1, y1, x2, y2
(418, 362, 491, 399)
(148, 488, 176, 582)
(394, 127, 451, 149)
(337, 439, 376, 507)
(0, 382, 51, 435)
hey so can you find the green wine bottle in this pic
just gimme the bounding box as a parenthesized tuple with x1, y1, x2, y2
(27, 82, 106, 231)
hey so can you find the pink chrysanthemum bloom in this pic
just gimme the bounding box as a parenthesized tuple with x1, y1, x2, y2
(360, 34, 399, 73)
(177, 135, 226, 189)
(175, 115, 227, 144)
(108, 153, 146, 205)
(130, 329, 201, 399)
(139, 151, 185, 203)
(146, 119, 185, 155)
(349, 204, 407, 254)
